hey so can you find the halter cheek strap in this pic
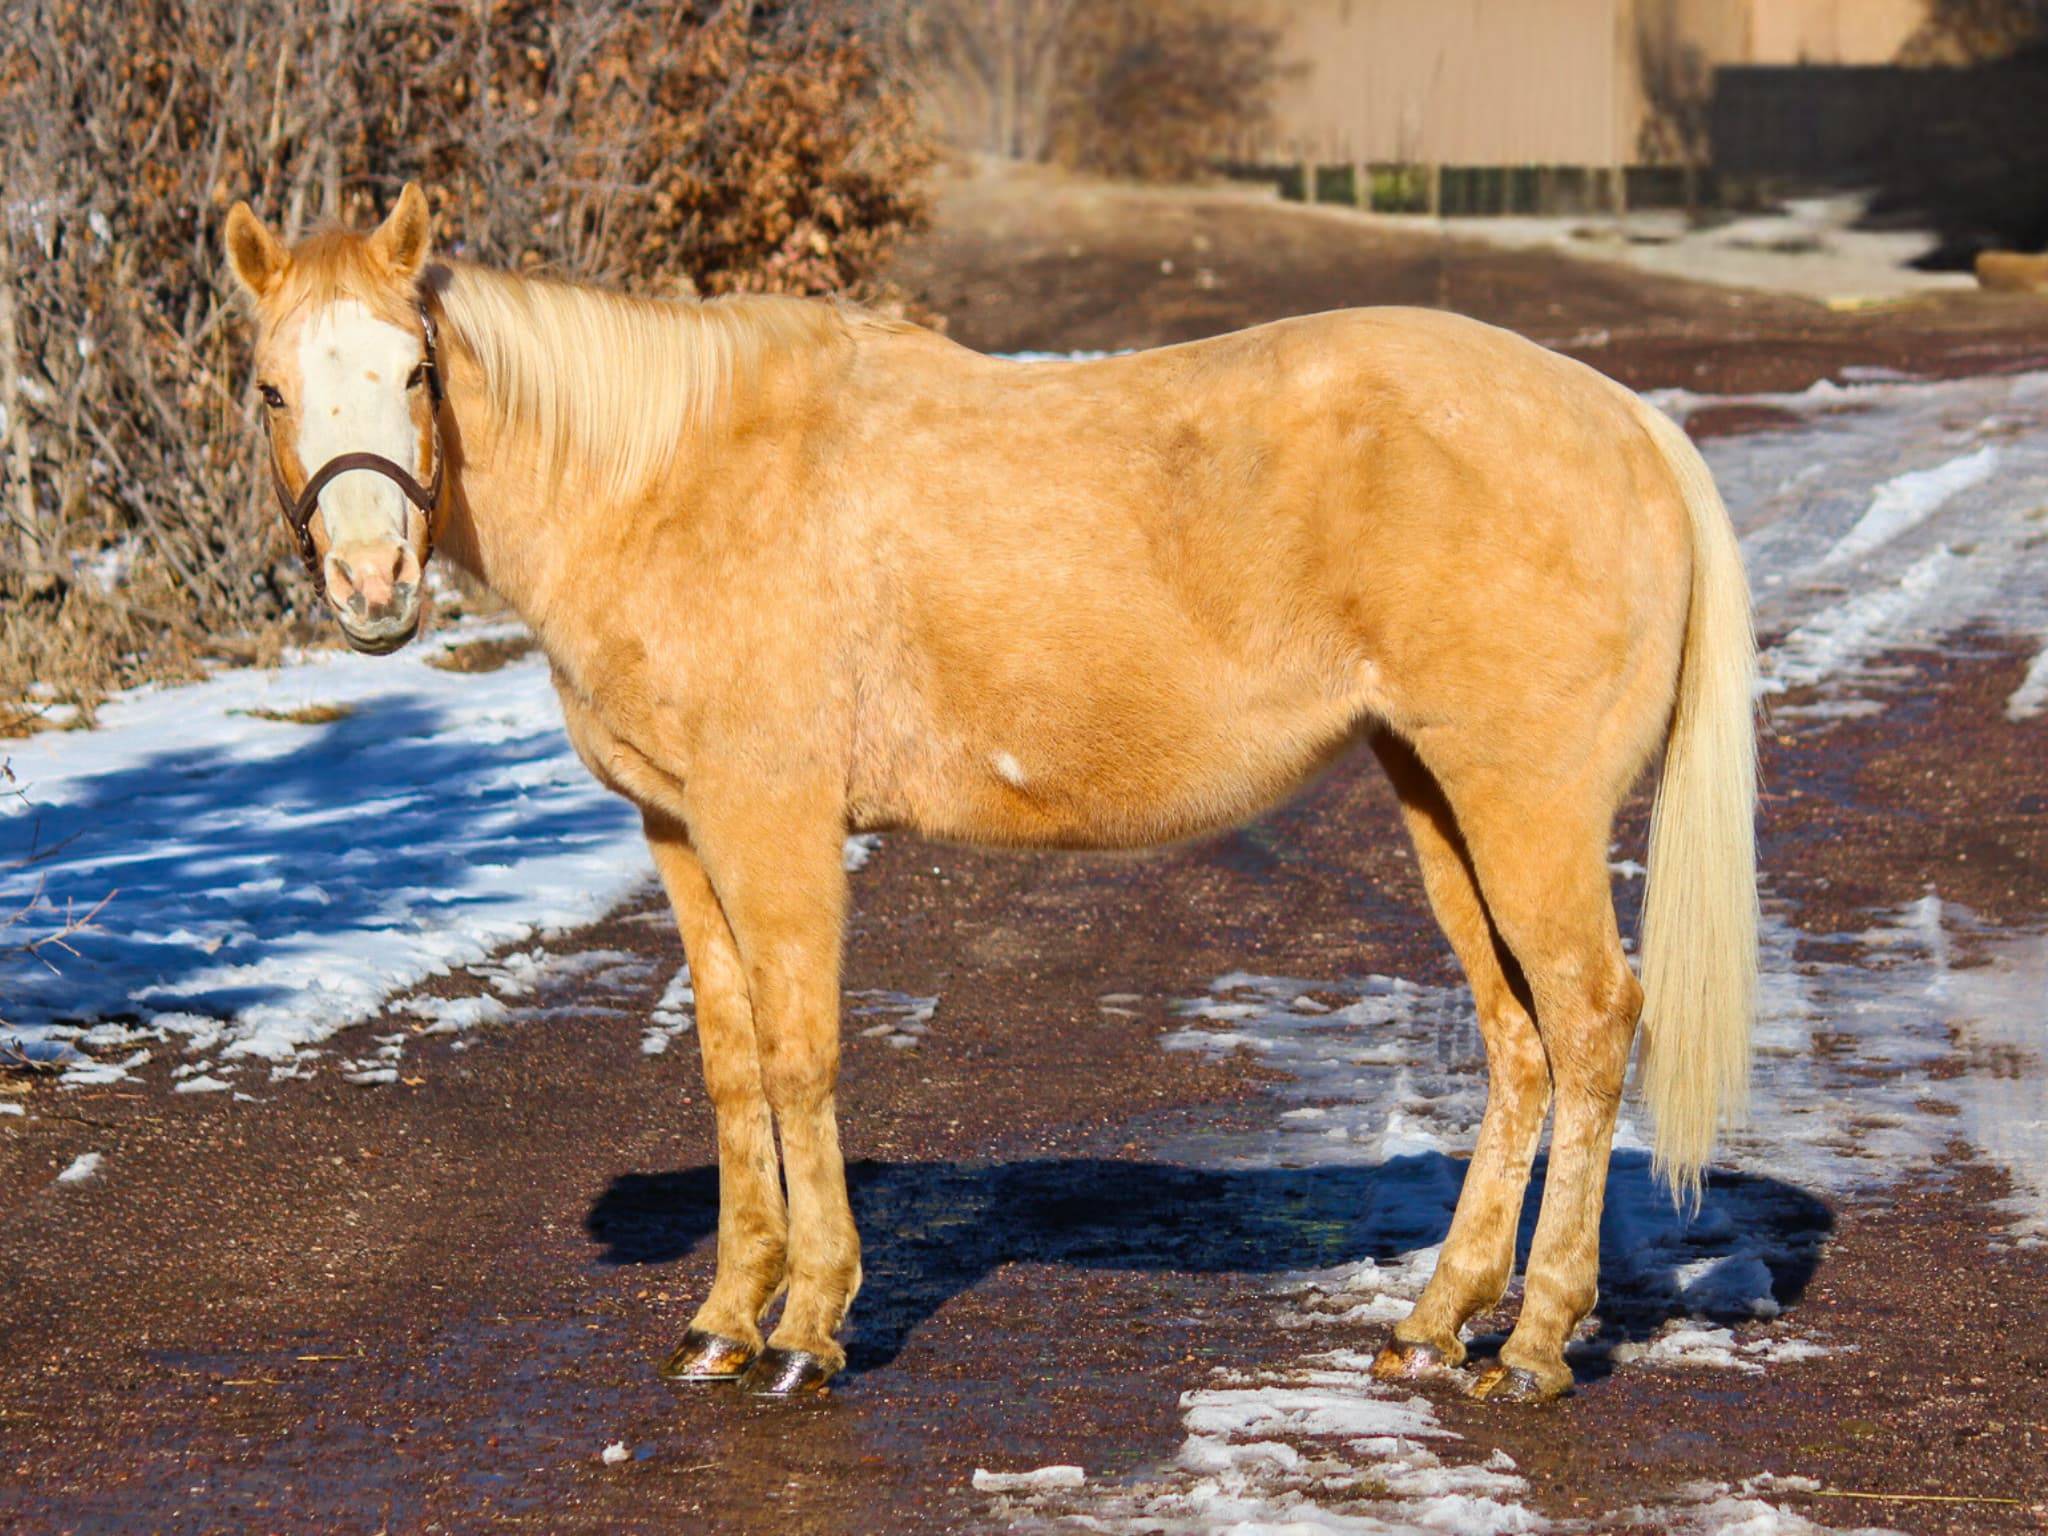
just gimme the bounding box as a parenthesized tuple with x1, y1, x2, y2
(268, 305, 446, 601)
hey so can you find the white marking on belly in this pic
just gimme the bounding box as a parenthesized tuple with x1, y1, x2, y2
(992, 751, 1027, 788)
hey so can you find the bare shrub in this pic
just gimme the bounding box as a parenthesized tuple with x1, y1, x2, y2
(1899, 0, 2048, 62)
(1041, 0, 1277, 182)
(889, 0, 1275, 181)
(0, 0, 932, 713)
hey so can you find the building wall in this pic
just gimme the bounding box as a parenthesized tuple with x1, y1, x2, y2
(1745, 0, 1925, 64)
(1241, 0, 1930, 168)
(1245, 0, 1631, 165)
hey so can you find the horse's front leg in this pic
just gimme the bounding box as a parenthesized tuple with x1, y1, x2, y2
(685, 780, 859, 1396)
(643, 811, 789, 1381)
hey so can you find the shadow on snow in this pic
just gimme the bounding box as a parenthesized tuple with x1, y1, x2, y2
(586, 1150, 1832, 1381)
(0, 693, 631, 1028)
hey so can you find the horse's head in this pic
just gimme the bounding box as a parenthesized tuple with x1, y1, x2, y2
(224, 185, 442, 655)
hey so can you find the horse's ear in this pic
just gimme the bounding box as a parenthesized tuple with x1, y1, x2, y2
(371, 183, 432, 280)
(223, 202, 286, 300)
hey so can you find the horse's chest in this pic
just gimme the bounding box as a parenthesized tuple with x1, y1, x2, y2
(550, 657, 691, 813)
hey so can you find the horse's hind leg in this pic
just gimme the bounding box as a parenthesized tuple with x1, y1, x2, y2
(644, 812, 789, 1382)
(1447, 769, 1643, 1401)
(1368, 734, 1550, 1379)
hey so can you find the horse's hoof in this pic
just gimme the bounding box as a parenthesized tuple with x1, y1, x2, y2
(659, 1328, 756, 1383)
(1468, 1363, 1569, 1402)
(1371, 1338, 1459, 1381)
(738, 1346, 837, 1397)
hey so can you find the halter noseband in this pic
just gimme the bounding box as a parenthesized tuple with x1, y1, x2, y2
(269, 304, 446, 601)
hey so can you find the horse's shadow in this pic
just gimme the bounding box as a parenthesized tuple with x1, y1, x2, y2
(586, 1150, 1832, 1379)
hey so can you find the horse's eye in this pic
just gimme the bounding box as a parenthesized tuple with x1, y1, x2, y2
(258, 383, 285, 410)
(406, 362, 429, 391)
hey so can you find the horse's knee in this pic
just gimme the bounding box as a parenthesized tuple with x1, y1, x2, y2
(1536, 955, 1640, 1099)
(760, 1034, 835, 1116)
(701, 1039, 768, 1108)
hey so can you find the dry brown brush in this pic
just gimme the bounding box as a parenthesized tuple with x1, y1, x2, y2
(0, 0, 932, 718)
(890, 0, 1275, 182)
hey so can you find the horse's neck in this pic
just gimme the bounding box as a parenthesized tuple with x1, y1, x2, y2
(428, 325, 715, 631)
(433, 348, 580, 626)
(426, 274, 839, 635)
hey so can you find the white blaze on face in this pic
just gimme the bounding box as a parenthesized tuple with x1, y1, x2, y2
(294, 298, 422, 547)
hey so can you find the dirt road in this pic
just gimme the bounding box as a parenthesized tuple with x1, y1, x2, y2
(3, 166, 2046, 1534)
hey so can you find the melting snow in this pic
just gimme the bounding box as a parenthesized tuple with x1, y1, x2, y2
(0, 626, 648, 1075)
(642, 963, 695, 1055)
(0, 626, 874, 1085)
(1680, 370, 2048, 712)
(1025, 896, 2005, 1534)
(1645, 1478, 1903, 1536)
(1818, 444, 2000, 568)
(849, 988, 937, 1051)
(973, 1466, 1086, 1493)
(2008, 645, 2048, 721)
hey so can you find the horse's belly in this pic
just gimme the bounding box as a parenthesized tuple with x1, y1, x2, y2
(855, 665, 1378, 850)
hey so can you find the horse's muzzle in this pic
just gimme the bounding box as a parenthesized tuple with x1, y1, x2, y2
(339, 614, 421, 656)
(328, 540, 423, 655)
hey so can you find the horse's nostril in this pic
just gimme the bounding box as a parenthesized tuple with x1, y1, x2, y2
(349, 592, 369, 618)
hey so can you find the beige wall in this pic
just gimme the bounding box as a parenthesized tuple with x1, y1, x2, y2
(1745, 0, 1925, 63)
(1243, 0, 1930, 168)
(1247, 0, 1631, 165)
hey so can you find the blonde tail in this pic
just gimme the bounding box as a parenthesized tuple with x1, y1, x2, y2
(1632, 399, 1759, 1208)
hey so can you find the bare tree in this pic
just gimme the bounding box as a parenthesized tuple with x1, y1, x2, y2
(884, 0, 1275, 179)
(1635, 0, 1711, 210)
(882, 0, 1077, 160)
(1900, 0, 2048, 62)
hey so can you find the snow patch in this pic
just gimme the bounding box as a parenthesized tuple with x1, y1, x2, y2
(1762, 546, 1960, 695)
(0, 624, 648, 1074)
(850, 988, 936, 1051)
(2007, 643, 2048, 721)
(973, 1465, 1086, 1493)
(1026, 1354, 1544, 1534)
(1820, 445, 1999, 568)
(641, 962, 695, 1055)
(1697, 371, 2048, 705)
(55, 1151, 102, 1184)
(1647, 1477, 1904, 1536)
(399, 994, 510, 1034)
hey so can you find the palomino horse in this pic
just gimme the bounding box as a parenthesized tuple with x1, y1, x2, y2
(224, 186, 1756, 1400)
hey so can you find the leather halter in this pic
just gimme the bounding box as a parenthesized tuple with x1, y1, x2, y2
(268, 304, 446, 601)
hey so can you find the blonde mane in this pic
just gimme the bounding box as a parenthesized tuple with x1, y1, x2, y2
(431, 263, 846, 501)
